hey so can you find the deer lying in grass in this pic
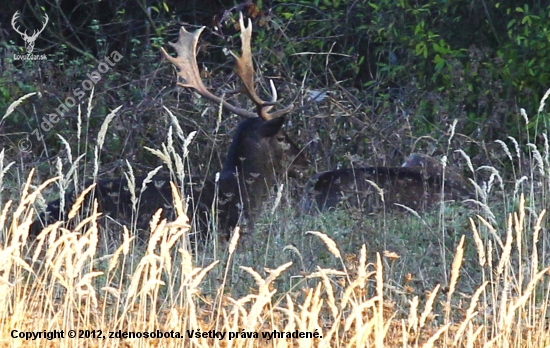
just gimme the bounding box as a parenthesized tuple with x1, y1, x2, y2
(303, 153, 470, 213)
(32, 14, 307, 241)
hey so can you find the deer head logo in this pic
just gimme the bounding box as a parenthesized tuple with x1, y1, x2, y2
(11, 11, 49, 54)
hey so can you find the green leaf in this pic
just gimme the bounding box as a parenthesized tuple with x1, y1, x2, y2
(415, 42, 427, 58)
(434, 55, 445, 70)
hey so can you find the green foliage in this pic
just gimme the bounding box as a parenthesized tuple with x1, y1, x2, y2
(3, 0, 550, 177)
(269, 0, 550, 142)
(501, 4, 550, 132)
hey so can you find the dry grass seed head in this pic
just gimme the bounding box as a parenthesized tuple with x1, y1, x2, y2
(145, 147, 171, 166)
(538, 87, 550, 113)
(271, 183, 284, 214)
(476, 214, 502, 248)
(73, 211, 101, 233)
(446, 235, 465, 316)
(74, 271, 103, 308)
(123, 162, 137, 209)
(67, 184, 97, 220)
(344, 295, 377, 332)
(141, 166, 163, 195)
(19, 174, 59, 217)
(365, 179, 385, 202)
(170, 182, 188, 222)
(283, 244, 304, 270)
(452, 281, 488, 345)
(163, 106, 185, 141)
(455, 149, 475, 173)
(74, 222, 99, 271)
(178, 247, 195, 280)
(495, 140, 513, 163)
(281, 294, 296, 329)
(126, 254, 163, 300)
(109, 241, 126, 273)
(469, 218, 486, 267)
(182, 130, 197, 159)
(166, 127, 176, 167)
(504, 267, 550, 328)
(467, 325, 484, 347)
(1, 92, 37, 121)
(31, 221, 59, 262)
(358, 244, 367, 289)
(531, 209, 546, 275)
(228, 226, 240, 255)
(520, 108, 529, 125)
(317, 267, 338, 318)
(340, 276, 371, 310)
(162, 141, 176, 176)
(306, 231, 341, 259)
(513, 176, 528, 198)
(496, 214, 513, 276)
(394, 204, 421, 219)
(96, 105, 122, 151)
(0, 200, 11, 233)
(376, 253, 383, 300)
(407, 296, 419, 333)
(464, 199, 497, 225)
(190, 260, 219, 290)
(419, 284, 440, 331)
(467, 178, 487, 202)
(508, 136, 521, 159)
(424, 323, 451, 348)
(527, 144, 545, 176)
(147, 210, 166, 254)
(544, 133, 549, 167)
(448, 119, 458, 144)
(56, 135, 73, 164)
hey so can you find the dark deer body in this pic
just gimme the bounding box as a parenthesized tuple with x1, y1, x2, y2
(33, 176, 203, 235)
(304, 154, 470, 213)
(32, 14, 306, 240)
(216, 116, 305, 231)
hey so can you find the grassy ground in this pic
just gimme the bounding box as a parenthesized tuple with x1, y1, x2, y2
(2, 185, 550, 347)
(2, 94, 550, 347)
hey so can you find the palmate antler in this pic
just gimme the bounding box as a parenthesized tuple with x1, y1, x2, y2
(160, 13, 293, 121)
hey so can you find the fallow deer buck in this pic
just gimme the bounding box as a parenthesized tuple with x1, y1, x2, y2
(32, 14, 307, 241)
(303, 153, 470, 213)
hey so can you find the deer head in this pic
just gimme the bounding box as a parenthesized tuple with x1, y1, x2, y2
(11, 11, 49, 54)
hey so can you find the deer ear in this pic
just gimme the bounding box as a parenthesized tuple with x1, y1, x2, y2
(258, 117, 285, 137)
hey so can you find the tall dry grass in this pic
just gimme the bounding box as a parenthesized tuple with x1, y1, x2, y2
(1, 171, 550, 346)
(2, 90, 550, 347)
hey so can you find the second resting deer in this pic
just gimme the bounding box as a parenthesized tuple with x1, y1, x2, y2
(303, 153, 471, 213)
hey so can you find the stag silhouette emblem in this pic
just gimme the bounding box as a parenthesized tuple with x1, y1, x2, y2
(11, 11, 49, 54)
